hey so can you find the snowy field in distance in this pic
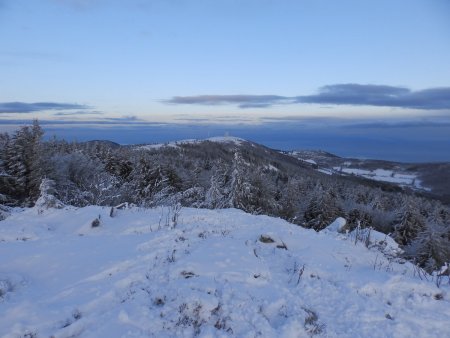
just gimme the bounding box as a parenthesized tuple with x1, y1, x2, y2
(1, 206, 449, 337)
(332, 167, 428, 190)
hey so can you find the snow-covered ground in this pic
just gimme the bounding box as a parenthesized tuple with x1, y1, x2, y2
(138, 137, 244, 151)
(1, 206, 449, 337)
(290, 151, 431, 192)
(332, 167, 428, 190)
(302, 159, 317, 166)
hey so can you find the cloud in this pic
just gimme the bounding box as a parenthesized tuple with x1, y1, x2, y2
(344, 120, 450, 129)
(296, 84, 450, 110)
(0, 102, 90, 113)
(102, 115, 141, 122)
(166, 95, 292, 109)
(0, 117, 153, 126)
(53, 110, 103, 116)
(166, 84, 450, 110)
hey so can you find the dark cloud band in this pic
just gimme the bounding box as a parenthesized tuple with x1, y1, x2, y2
(297, 84, 450, 110)
(167, 95, 290, 109)
(166, 84, 450, 110)
(0, 102, 89, 113)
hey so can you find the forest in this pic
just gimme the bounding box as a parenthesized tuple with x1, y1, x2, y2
(0, 121, 449, 273)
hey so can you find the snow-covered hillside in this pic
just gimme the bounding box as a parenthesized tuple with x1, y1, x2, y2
(1, 207, 449, 338)
(137, 137, 245, 151)
(294, 156, 428, 191)
(287, 150, 445, 194)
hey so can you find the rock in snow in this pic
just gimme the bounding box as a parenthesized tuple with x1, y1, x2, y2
(0, 206, 449, 337)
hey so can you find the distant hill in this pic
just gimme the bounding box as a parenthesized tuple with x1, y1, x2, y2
(286, 149, 450, 205)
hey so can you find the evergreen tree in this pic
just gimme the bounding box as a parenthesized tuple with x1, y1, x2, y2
(406, 223, 450, 272)
(0, 133, 15, 202)
(205, 163, 227, 209)
(304, 187, 343, 231)
(278, 178, 300, 222)
(27, 120, 45, 200)
(226, 151, 254, 210)
(2, 120, 44, 204)
(393, 197, 426, 245)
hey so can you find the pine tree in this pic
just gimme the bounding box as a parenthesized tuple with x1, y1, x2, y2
(4, 127, 30, 198)
(0, 133, 15, 202)
(205, 163, 227, 209)
(226, 151, 256, 211)
(133, 157, 156, 201)
(2, 121, 44, 204)
(393, 196, 426, 245)
(27, 120, 45, 201)
(406, 223, 450, 272)
(304, 187, 343, 231)
(277, 178, 299, 222)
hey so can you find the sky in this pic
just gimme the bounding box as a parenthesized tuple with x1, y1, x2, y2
(0, 0, 449, 161)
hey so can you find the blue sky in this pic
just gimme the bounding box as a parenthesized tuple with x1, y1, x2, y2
(1, 0, 449, 161)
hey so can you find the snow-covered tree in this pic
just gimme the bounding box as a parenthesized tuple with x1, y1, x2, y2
(304, 187, 343, 231)
(346, 208, 373, 231)
(406, 223, 450, 272)
(35, 178, 64, 213)
(226, 151, 262, 212)
(205, 163, 227, 209)
(393, 197, 426, 245)
(2, 121, 44, 203)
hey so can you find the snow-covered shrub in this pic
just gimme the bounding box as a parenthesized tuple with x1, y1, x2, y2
(405, 223, 450, 273)
(345, 209, 373, 231)
(302, 307, 325, 336)
(170, 203, 182, 228)
(34, 178, 64, 213)
(0, 204, 10, 221)
(175, 302, 207, 336)
(0, 279, 13, 300)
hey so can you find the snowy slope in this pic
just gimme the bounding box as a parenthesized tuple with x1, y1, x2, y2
(1, 207, 449, 338)
(137, 137, 244, 151)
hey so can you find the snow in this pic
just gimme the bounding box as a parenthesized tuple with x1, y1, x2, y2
(1, 206, 449, 337)
(302, 159, 317, 165)
(205, 136, 244, 144)
(317, 168, 333, 175)
(323, 219, 403, 258)
(138, 137, 244, 150)
(324, 217, 346, 232)
(331, 167, 430, 191)
(264, 164, 279, 172)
